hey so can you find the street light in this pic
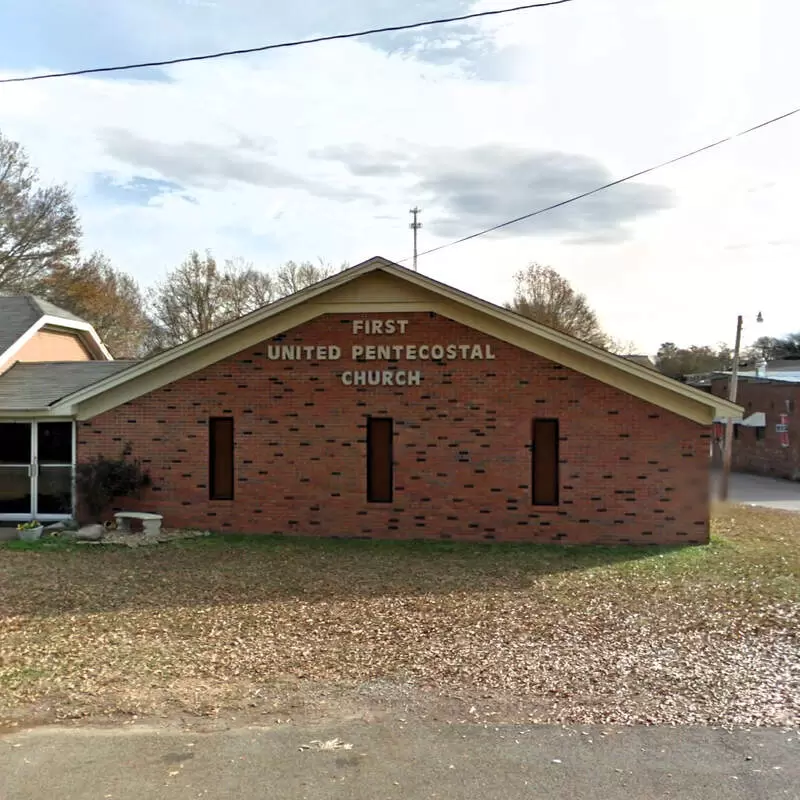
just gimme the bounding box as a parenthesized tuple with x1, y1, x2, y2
(719, 311, 763, 501)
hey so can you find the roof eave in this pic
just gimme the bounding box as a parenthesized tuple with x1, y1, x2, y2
(52, 259, 388, 408)
(0, 407, 66, 418)
(50, 256, 738, 424)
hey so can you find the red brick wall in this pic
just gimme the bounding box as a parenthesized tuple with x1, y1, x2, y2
(711, 378, 800, 480)
(77, 313, 711, 544)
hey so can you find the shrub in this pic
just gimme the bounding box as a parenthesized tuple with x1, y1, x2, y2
(75, 445, 152, 519)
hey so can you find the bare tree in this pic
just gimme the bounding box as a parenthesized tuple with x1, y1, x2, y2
(0, 131, 80, 291)
(41, 252, 152, 358)
(147, 253, 350, 352)
(274, 260, 343, 296)
(148, 251, 286, 351)
(606, 337, 639, 356)
(222, 256, 275, 318)
(507, 263, 610, 347)
(147, 250, 225, 350)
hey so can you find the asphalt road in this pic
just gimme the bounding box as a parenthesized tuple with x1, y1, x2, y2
(718, 472, 800, 511)
(2, 721, 798, 800)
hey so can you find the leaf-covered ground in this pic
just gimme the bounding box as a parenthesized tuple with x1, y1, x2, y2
(1, 506, 798, 728)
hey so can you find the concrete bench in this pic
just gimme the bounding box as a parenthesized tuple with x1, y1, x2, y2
(114, 512, 163, 537)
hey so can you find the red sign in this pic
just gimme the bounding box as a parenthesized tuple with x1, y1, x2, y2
(778, 414, 790, 447)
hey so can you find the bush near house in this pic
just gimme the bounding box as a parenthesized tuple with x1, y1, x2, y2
(74, 447, 151, 520)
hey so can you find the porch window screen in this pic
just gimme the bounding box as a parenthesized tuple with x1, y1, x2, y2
(531, 418, 559, 506)
(367, 417, 393, 503)
(209, 417, 234, 500)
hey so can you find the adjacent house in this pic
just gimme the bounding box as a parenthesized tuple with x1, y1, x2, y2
(0, 294, 112, 373)
(0, 259, 741, 543)
(0, 295, 134, 521)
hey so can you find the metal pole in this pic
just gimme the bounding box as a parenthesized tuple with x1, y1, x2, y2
(719, 314, 743, 501)
(409, 207, 422, 271)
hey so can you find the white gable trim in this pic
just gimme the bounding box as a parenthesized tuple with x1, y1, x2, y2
(49, 257, 743, 424)
(52, 260, 388, 410)
(0, 315, 112, 371)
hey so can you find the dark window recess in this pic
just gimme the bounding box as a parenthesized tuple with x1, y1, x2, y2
(209, 417, 234, 500)
(0, 423, 31, 464)
(755, 426, 765, 441)
(38, 422, 73, 464)
(531, 418, 559, 506)
(367, 417, 393, 503)
(733, 424, 740, 440)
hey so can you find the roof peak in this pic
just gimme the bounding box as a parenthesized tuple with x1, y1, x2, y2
(47, 256, 741, 425)
(0, 292, 87, 324)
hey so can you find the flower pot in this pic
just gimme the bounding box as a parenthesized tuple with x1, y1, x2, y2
(18, 526, 43, 542)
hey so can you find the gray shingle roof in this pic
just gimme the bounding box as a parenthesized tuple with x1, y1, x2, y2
(0, 295, 87, 355)
(0, 361, 137, 410)
(623, 354, 658, 370)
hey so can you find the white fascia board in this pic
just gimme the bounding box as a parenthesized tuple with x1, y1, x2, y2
(0, 315, 112, 369)
(38, 316, 113, 360)
(49, 256, 742, 422)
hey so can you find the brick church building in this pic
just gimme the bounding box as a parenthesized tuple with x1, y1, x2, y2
(0, 257, 740, 545)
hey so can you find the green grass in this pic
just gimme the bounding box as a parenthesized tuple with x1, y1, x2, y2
(1, 537, 83, 553)
(0, 667, 50, 689)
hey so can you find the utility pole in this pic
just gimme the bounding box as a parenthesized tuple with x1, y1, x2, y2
(719, 315, 743, 503)
(409, 207, 422, 271)
(719, 311, 763, 501)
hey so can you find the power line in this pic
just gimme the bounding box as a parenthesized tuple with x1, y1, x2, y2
(404, 106, 800, 263)
(0, 0, 575, 84)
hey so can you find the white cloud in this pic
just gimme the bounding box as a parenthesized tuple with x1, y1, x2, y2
(1, 0, 799, 352)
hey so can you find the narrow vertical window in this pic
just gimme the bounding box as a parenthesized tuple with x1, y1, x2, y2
(209, 417, 234, 500)
(532, 418, 559, 506)
(367, 417, 393, 503)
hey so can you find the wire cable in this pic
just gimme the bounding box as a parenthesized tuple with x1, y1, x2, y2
(0, 0, 575, 84)
(404, 106, 800, 262)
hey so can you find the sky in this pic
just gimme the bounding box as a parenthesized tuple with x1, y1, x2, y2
(1, 0, 798, 354)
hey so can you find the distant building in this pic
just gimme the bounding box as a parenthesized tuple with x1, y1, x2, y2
(623, 354, 659, 371)
(0, 295, 129, 519)
(694, 363, 800, 481)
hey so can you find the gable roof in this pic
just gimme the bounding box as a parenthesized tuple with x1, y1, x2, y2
(0, 361, 137, 412)
(48, 256, 742, 424)
(0, 294, 112, 365)
(0, 295, 85, 353)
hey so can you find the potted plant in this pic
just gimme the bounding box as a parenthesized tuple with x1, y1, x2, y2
(17, 520, 44, 542)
